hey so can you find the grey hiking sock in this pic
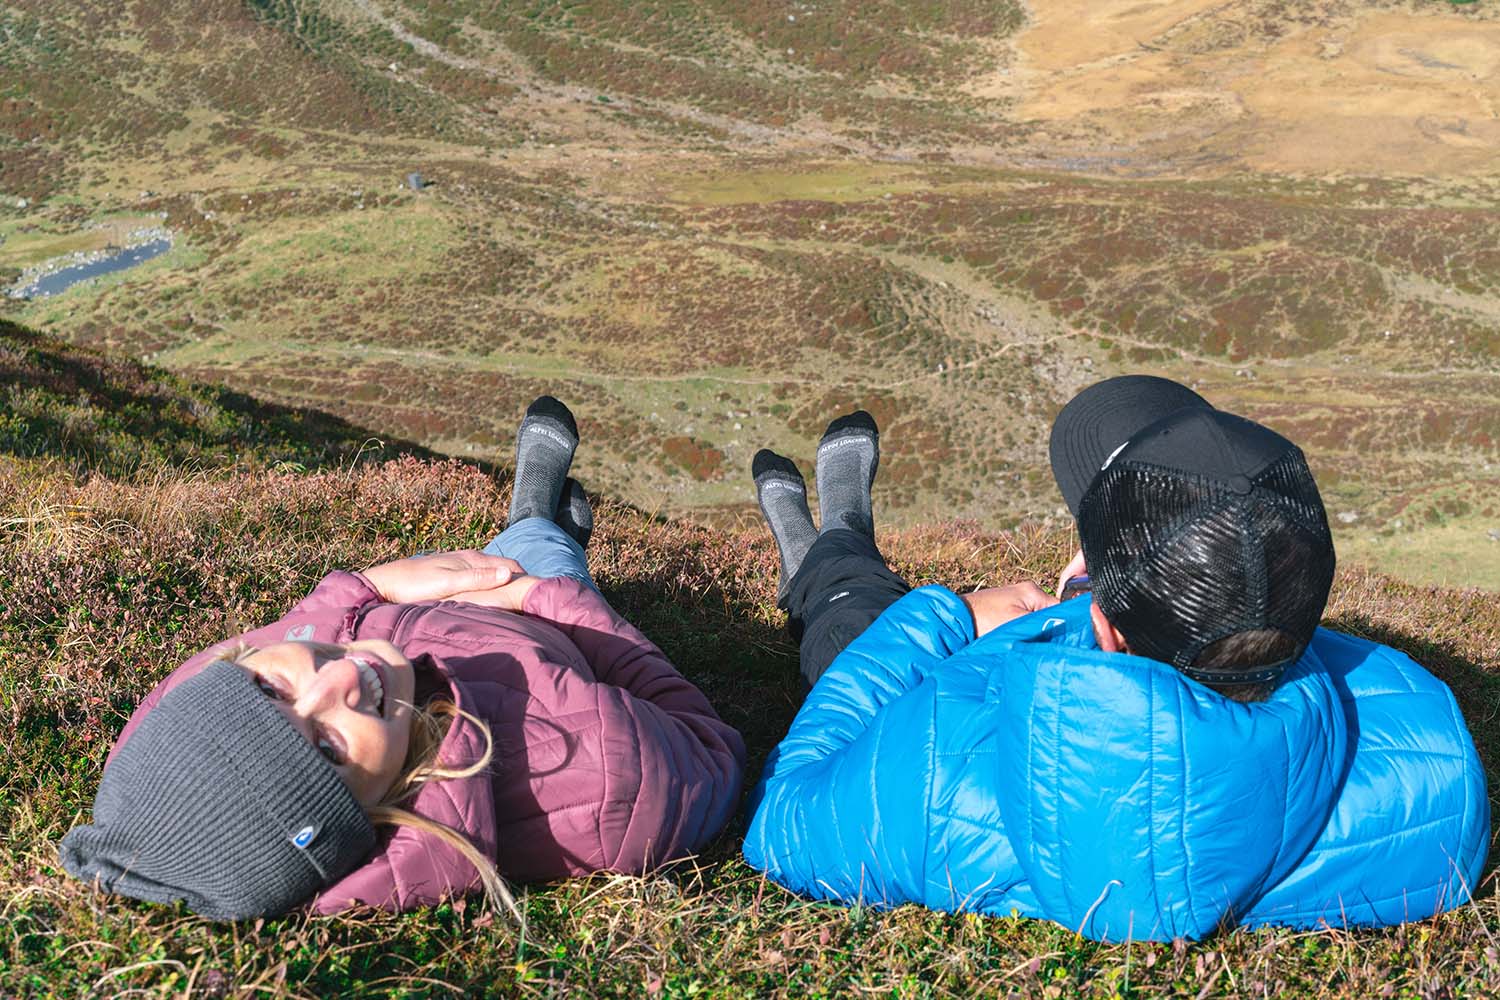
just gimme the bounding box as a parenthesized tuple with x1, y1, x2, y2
(816, 410, 879, 537)
(753, 449, 817, 603)
(508, 396, 578, 526)
(554, 477, 593, 549)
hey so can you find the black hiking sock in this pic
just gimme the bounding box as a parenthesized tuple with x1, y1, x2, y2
(554, 477, 594, 550)
(507, 396, 578, 527)
(816, 410, 879, 537)
(753, 449, 818, 604)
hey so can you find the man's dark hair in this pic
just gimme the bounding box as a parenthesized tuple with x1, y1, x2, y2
(1190, 629, 1302, 703)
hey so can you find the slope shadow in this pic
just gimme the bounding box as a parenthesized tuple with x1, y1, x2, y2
(598, 577, 802, 766)
(0, 318, 505, 477)
(592, 571, 801, 867)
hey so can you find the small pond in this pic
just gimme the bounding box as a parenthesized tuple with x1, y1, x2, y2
(8, 236, 173, 300)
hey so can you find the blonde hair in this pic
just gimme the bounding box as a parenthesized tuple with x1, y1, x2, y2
(370, 697, 521, 922)
(223, 643, 520, 923)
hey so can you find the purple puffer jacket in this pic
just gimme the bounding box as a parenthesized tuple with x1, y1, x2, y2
(110, 571, 746, 913)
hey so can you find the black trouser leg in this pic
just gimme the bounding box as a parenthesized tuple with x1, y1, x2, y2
(783, 528, 912, 688)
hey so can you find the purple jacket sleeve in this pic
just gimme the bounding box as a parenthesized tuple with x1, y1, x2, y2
(109, 571, 385, 767)
(523, 577, 747, 871)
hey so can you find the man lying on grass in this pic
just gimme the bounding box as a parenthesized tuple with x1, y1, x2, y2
(743, 376, 1488, 941)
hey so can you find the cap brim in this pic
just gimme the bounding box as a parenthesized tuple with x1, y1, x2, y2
(1049, 375, 1213, 515)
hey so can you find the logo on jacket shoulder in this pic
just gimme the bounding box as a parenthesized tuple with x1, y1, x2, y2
(285, 624, 316, 642)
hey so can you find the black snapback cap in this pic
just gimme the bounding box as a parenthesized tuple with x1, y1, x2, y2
(1050, 375, 1213, 516)
(1049, 376, 1336, 685)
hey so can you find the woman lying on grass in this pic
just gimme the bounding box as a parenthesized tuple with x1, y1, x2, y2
(61, 397, 745, 921)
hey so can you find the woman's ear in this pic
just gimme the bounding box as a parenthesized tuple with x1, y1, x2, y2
(1090, 599, 1129, 654)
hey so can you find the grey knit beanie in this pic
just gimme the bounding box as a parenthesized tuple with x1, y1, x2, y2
(60, 660, 377, 920)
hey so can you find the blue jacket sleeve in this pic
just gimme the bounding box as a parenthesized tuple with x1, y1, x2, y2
(743, 586, 974, 905)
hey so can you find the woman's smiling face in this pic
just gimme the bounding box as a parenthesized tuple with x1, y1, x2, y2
(236, 640, 415, 807)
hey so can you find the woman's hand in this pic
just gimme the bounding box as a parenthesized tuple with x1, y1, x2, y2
(362, 551, 527, 605)
(444, 574, 542, 613)
(963, 582, 1057, 639)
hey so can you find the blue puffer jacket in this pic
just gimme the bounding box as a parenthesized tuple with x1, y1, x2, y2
(744, 588, 1489, 941)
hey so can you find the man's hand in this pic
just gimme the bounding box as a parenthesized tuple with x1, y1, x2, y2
(963, 582, 1058, 639)
(1056, 548, 1087, 600)
(362, 550, 527, 605)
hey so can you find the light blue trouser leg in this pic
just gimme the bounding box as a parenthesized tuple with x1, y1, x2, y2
(482, 517, 598, 593)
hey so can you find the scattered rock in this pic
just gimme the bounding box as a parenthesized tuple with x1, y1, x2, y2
(1337, 511, 1360, 524)
(198, 968, 231, 998)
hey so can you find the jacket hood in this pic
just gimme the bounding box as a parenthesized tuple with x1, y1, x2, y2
(974, 597, 1348, 941)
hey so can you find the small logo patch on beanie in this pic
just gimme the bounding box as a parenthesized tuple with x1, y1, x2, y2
(291, 824, 319, 849)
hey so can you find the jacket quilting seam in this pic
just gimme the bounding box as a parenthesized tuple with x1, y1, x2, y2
(595, 683, 610, 869)
(865, 689, 887, 905)
(1315, 810, 1465, 852)
(1175, 684, 1200, 931)
(1253, 881, 1454, 921)
(398, 625, 553, 651)
(444, 777, 483, 890)
(1153, 680, 1167, 929)
(1279, 711, 1294, 879)
(1256, 707, 1297, 919)
(920, 675, 937, 906)
(1021, 661, 1036, 914)
(823, 737, 840, 902)
(386, 855, 405, 911)
(1355, 746, 1467, 762)
(1450, 690, 1476, 905)
(1053, 663, 1069, 920)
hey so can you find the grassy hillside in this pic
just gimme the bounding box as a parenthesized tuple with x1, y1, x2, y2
(2, 0, 1498, 593)
(3, 324, 1500, 997)
(0, 318, 441, 477)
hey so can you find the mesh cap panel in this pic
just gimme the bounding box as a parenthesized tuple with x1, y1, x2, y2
(1078, 449, 1335, 673)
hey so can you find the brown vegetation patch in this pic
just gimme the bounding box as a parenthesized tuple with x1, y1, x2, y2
(661, 435, 726, 481)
